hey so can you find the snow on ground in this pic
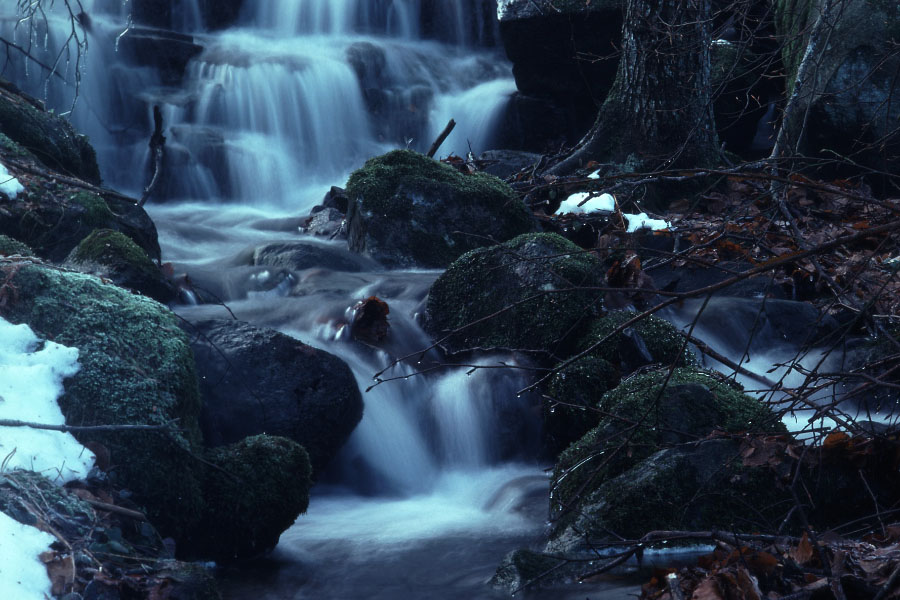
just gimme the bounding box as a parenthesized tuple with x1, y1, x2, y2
(0, 511, 56, 599)
(0, 317, 94, 481)
(0, 161, 24, 198)
(557, 191, 616, 214)
(623, 212, 671, 232)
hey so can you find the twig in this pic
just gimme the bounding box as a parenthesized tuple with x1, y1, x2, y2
(0, 419, 181, 433)
(427, 119, 456, 158)
(138, 105, 166, 207)
(83, 499, 146, 521)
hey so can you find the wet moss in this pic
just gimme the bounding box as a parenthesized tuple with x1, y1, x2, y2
(0, 263, 204, 538)
(0, 234, 32, 256)
(544, 355, 619, 452)
(345, 150, 535, 267)
(198, 435, 311, 560)
(551, 367, 784, 520)
(69, 228, 158, 279)
(426, 232, 604, 354)
(0, 132, 30, 158)
(575, 310, 696, 372)
(71, 191, 115, 228)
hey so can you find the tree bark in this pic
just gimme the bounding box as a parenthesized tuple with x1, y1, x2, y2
(551, 0, 721, 175)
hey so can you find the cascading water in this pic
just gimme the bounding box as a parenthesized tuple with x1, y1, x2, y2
(1, 1, 648, 598)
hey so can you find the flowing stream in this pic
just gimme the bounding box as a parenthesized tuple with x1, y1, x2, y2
(0, 1, 646, 597)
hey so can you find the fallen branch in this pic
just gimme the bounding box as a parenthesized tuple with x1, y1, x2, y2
(138, 105, 166, 207)
(427, 118, 456, 158)
(83, 498, 146, 521)
(0, 419, 181, 433)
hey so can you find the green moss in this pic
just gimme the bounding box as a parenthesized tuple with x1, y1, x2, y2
(575, 310, 696, 370)
(71, 191, 114, 228)
(0, 234, 32, 256)
(345, 150, 535, 267)
(0, 263, 204, 538)
(198, 435, 311, 560)
(426, 232, 604, 354)
(0, 132, 30, 158)
(551, 367, 784, 520)
(544, 355, 619, 451)
(70, 228, 158, 280)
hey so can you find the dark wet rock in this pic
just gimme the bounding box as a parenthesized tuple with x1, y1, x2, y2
(302, 207, 345, 238)
(419, 0, 500, 47)
(321, 185, 350, 213)
(493, 92, 582, 153)
(0, 82, 100, 183)
(350, 296, 390, 345)
(425, 232, 603, 355)
(490, 549, 571, 593)
(251, 240, 365, 272)
(189, 319, 363, 474)
(675, 296, 841, 355)
(131, 0, 245, 30)
(345, 150, 537, 268)
(117, 28, 203, 86)
(197, 435, 311, 560)
(478, 149, 541, 179)
(775, 0, 900, 176)
(65, 229, 175, 303)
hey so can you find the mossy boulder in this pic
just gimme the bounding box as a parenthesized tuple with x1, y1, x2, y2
(0, 83, 100, 183)
(550, 368, 784, 541)
(425, 232, 603, 355)
(543, 355, 618, 453)
(66, 229, 174, 303)
(196, 435, 311, 560)
(345, 150, 536, 268)
(0, 234, 31, 256)
(0, 261, 311, 560)
(0, 261, 205, 539)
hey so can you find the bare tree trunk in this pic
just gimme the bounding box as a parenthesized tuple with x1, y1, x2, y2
(551, 0, 720, 175)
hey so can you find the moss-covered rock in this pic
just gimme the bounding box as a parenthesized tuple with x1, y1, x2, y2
(425, 232, 604, 355)
(490, 548, 570, 593)
(0, 261, 204, 540)
(543, 355, 618, 453)
(550, 368, 784, 534)
(0, 234, 32, 256)
(575, 310, 694, 374)
(345, 150, 536, 268)
(0, 83, 100, 183)
(66, 228, 174, 303)
(196, 435, 311, 560)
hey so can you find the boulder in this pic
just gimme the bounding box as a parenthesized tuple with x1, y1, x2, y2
(189, 319, 363, 474)
(425, 232, 603, 355)
(65, 229, 175, 303)
(345, 150, 536, 268)
(0, 261, 309, 560)
(0, 82, 100, 183)
(251, 240, 365, 272)
(549, 367, 785, 549)
(195, 435, 311, 559)
(478, 149, 541, 179)
(0, 234, 31, 256)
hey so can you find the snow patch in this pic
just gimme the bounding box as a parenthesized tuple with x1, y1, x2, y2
(623, 212, 671, 233)
(0, 511, 55, 599)
(557, 192, 616, 214)
(0, 162, 24, 198)
(0, 317, 94, 482)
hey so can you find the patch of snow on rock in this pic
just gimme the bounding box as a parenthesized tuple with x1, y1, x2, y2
(0, 317, 94, 482)
(0, 511, 56, 599)
(0, 162, 24, 198)
(623, 213, 671, 233)
(557, 192, 616, 214)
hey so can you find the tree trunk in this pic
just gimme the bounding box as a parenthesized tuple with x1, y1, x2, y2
(551, 0, 721, 175)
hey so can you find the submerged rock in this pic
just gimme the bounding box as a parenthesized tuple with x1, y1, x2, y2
(345, 150, 536, 268)
(189, 319, 363, 475)
(425, 232, 603, 355)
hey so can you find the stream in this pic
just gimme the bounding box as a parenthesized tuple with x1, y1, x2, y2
(1, 1, 858, 598)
